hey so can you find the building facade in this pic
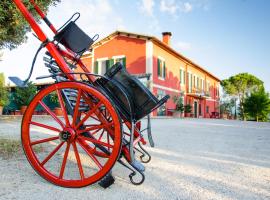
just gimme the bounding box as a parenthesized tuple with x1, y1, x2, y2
(81, 31, 220, 118)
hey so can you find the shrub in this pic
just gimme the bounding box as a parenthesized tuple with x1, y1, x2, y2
(14, 82, 37, 107)
(184, 104, 192, 113)
(173, 95, 184, 113)
(0, 73, 9, 107)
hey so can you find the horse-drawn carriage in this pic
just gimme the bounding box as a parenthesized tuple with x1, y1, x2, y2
(10, 0, 169, 188)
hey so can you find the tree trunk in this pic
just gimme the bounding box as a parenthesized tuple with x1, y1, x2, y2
(234, 98, 237, 119)
(239, 97, 246, 121)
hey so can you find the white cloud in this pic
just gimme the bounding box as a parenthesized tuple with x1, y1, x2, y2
(159, 1, 193, 16)
(160, 0, 178, 15)
(176, 41, 192, 51)
(47, 0, 125, 38)
(183, 2, 193, 13)
(139, 0, 155, 16)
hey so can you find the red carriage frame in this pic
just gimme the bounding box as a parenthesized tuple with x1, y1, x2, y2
(12, 0, 168, 188)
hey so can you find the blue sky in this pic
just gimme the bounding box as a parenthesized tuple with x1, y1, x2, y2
(0, 0, 269, 91)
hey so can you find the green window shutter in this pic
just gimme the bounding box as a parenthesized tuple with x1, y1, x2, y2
(122, 57, 126, 68)
(105, 60, 110, 72)
(94, 61, 98, 74)
(180, 69, 182, 84)
(157, 59, 161, 77)
(184, 71, 186, 84)
(164, 62, 166, 78)
(109, 59, 114, 68)
(191, 74, 193, 88)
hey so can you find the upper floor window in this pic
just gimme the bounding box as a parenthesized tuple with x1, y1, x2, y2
(157, 58, 166, 79)
(206, 81, 210, 93)
(216, 85, 220, 97)
(188, 72, 192, 93)
(201, 78, 204, 91)
(180, 69, 186, 85)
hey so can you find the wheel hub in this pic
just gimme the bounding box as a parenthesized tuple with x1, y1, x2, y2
(59, 128, 76, 142)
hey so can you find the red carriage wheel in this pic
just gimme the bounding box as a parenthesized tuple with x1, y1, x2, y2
(21, 82, 122, 187)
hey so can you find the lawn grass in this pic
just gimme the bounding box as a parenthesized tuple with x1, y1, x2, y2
(0, 138, 43, 159)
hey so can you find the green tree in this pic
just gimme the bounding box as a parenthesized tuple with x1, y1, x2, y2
(243, 88, 270, 122)
(0, 73, 9, 107)
(14, 82, 37, 107)
(0, 0, 60, 50)
(219, 98, 234, 116)
(221, 73, 263, 120)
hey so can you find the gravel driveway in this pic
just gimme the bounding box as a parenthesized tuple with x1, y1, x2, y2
(0, 117, 269, 200)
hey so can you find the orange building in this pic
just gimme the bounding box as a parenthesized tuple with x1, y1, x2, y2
(81, 31, 220, 118)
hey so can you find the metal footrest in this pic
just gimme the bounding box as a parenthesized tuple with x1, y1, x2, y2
(131, 159, 145, 172)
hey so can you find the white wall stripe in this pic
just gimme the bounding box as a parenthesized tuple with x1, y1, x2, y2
(146, 40, 153, 91)
(153, 84, 180, 93)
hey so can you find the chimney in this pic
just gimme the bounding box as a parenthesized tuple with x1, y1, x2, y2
(162, 32, 172, 46)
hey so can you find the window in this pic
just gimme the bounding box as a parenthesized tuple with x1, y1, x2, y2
(206, 106, 209, 113)
(157, 89, 166, 116)
(180, 69, 186, 85)
(183, 71, 186, 84)
(157, 58, 166, 79)
(196, 77, 199, 89)
(206, 81, 210, 92)
(188, 73, 192, 93)
(201, 79, 204, 91)
(113, 56, 126, 68)
(94, 59, 113, 75)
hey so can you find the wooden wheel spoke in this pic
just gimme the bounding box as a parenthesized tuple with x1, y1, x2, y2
(93, 130, 104, 152)
(31, 136, 59, 146)
(56, 89, 70, 127)
(89, 115, 99, 121)
(41, 141, 64, 166)
(75, 102, 102, 129)
(78, 128, 102, 136)
(107, 133, 111, 151)
(77, 139, 103, 169)
(80, 135, 113, 149)
(59, 142, 71, 179)
(30, 121, 61, 133)
(39, 100, 65, 128)
(77, 123, 112, 134)
(22, 82, 122, 187)
(72, 89, 82, 127)
(72, 142, 84, 180)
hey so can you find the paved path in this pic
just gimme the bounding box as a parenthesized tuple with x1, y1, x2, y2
(0, 117, 270, 200)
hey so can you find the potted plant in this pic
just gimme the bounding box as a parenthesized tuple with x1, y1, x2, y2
(184, 104, 192, 117)
(172, 95, 184, 117)
(0, 73, 9, 115)
(50, 92, 63, 116)
(14, 82, 37, 114)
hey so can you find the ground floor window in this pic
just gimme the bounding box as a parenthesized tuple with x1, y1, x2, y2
(94, 59, 113, 75)
(94, 56, 126, 75)
(113, 56, 126, 68)
(157, 89, 166, 116)
(206, 106, 209, 113)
